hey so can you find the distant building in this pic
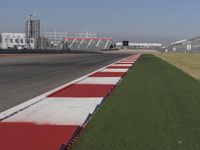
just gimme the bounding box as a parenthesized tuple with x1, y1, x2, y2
(0, 33, 37, 49)
(116, 42, 162, 49)
(0, 33, 26, 49)
(168, 37, 200, 53)
(188, 36, 200, 52)
(25, 15, 41, 49)
(168, 40, 187, 52)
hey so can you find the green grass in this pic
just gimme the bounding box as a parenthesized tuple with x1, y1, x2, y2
(155, 53, 200, 80)
(72, 54, 200, 150)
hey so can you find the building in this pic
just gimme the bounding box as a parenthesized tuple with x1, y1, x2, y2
(25, 15, 41, 49)
(168, 40, 187, 52)
(0, 33, 26, 49)
(0, 14, 40, 50)
(188, 36, 200, 52)
(0, 33, 37, 49)
(168, 37, 200, 53)
(116, 42, 162, 49)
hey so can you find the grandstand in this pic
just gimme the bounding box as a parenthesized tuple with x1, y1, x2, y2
(168, 36, 200, 53)
(64, 37, 112, 51)
(63, 32, 113, 51)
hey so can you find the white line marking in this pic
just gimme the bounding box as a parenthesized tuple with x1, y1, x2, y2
(111, 64, 132, 67)
(117, 62, 135, 64)
(76, 77, 121, 85)
(101, 69, 129, 72)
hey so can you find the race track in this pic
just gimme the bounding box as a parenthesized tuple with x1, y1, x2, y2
(0, 53, 129, 112)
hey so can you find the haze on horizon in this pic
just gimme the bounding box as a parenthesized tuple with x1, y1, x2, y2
(0, 0, 200, 45)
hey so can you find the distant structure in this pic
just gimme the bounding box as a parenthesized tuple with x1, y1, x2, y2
(0, 33, 26, 49)
(63, 32, 113, 51)
(116, 41, 162, 49)
(44, 31, 67, 49)
(168, 37, 200, 53)
(168, 40, 187, 53)
(122, 41, 129, 48)
(25, 14, 40, 49)
(76, 32, 97, 38)
(0, 14, 113, 51)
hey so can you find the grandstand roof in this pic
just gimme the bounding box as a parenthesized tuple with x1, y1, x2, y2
(188, 36, 200, 41)
(64, 37, 112, 41)
(171, 40, 187, 45)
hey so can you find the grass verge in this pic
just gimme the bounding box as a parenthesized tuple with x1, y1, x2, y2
(72, 54, 200, 150)
(155, 53, 200, 80)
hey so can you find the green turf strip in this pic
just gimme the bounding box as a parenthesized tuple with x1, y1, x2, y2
(72, 54, 200, 150)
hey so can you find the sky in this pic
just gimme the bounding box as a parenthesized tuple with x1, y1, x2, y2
(0, 0, 200, 44)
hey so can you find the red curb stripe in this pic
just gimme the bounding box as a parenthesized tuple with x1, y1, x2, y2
(49, 84, 115, 98)
(90, 72, 126, 77)
(0, 122, 78, 150)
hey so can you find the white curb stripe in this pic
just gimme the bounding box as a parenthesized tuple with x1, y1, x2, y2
(110, 64, 132, 67)
(76, 77, 121, 85)
(117, 62, 135, 64)
(120, 61, 136, 62)
(101, 69, 129, 72)
(3, 98, 103, 126)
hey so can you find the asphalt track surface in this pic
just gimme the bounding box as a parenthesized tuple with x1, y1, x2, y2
(0, 53, 129, 113)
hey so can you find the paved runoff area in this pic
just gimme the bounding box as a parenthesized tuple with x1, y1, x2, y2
(0, 54, 141, 150)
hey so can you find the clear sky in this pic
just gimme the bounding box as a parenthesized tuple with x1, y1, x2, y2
(0, 0, 200, 44)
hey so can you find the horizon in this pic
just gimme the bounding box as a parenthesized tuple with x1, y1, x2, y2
(1, 0, 200, 45)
